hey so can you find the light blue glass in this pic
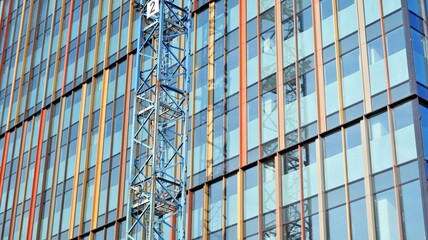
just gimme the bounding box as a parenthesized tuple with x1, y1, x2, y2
(244, 167, 259, 219)
(368, 37, 386, 95)
(247, 38, 258, 86)
(247, 0, 257, 20)
(263, 160, 276, 212)
(386, 27, 408, 87)
(282, 149, 300, 205)
(192, 189, 203, 238)
(262, 90, 278, 144)
(337, 0, 357, 38)
(401, 180, 426, 239)
(369, 112, 392, 173)
(193, 124, 207, 174)
(382, 0, 401, 16)
(341, 48, 363, 108)
(412, 29, 428, 86)
(324, 131, 344, 190)
(297, 7, 314, 60)
(350, 199, 368, 240)
(374, 189, 399, 240)
(209, 181, 223, 232)
(226, 108, 239, 159)
(327, 205, 348, 240)
(364, 0, 380, 24)
(196, 9, 209, 51)
(247, 98, 259, 150)
(227, 49, 240, 96)
(300, 71, 317, 127)
(303, 142, 318, 198)
(321, 0, 334, 47)
(226, 175, 237, 226)
(393, 102, 417, 164)
(227, 0, 239, 32)
(261, 30, 277, 79)
(345, 124, 363, 182)
(324, 61, 338, 115)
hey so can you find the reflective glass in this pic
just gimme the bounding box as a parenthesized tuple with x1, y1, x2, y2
(369, 112, 392, 173)
(324, 131, 344, 190)
(374, 189, 398, 240)
(326, 205, 348, 240)
(350, 199, 368, 240)
(401, 181, 426, 239)
(393, 102, 417, 164)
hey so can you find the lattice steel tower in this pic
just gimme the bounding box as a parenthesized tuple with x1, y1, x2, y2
(127, 0, 191, 239)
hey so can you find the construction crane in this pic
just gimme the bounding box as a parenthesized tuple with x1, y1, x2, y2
(126, 0, 192, 239)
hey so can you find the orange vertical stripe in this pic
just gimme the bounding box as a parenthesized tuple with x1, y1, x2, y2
(26, 110, 46, 240)
(239, 0, 247, 166)
(0, 132, 10, 205)
(187, 191, 193, 239)
(61, 0, 76, 95)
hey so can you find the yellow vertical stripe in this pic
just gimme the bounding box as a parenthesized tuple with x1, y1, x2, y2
(91, 69, 110, 231)
(206, 2, 215, 181)
(68, 84, 87, 239)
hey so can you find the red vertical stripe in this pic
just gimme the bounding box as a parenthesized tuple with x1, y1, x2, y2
(61, 0, 76, 95)
(26, 109, 46, 240)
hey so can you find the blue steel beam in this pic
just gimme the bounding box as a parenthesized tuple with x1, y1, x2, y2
(127, 0, 192, 239)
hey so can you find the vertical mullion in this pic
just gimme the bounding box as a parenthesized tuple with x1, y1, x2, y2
(17, 117, 36, 240)
(378, 0, 392, 105)
(13, 0, 35, 123)
(68, 84, 87, 239)
(275, 0, 285, 150)
(274, 153, 283, 239)
(60, 0, 76, 95)
(5, 0, 28, 131)
(387, 106, 404, 240)
(206, 2, 215, 181)
(45, 99, 66, 240)
(312, 0, 326, 133)
(117, 54, 132, 220)
(316, 137, 327, 240)
(332, 0, 344, 125)
(341, 127, 352, 240)
(27, 110, 46, 240)
(239, 0, 247, 166)
(356, 0, 372, 114)
(0, 133, 10, 218)
(90, 69, 109, 231)
(361, 117, 376, 240)
(8, 122, 27, 239)
(51, 0, 67, 100)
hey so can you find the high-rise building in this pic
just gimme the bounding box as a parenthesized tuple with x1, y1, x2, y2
(0, 0, 428, 239)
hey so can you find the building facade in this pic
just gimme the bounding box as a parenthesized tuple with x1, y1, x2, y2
(0, 0, 428, 239)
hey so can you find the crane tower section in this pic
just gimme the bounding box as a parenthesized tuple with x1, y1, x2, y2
(127, 0, 191, 239)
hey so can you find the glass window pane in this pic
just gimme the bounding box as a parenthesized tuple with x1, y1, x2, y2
(209, 181, 223, 233)
(263, 160, 276, 213)
(345, 124, 363, 182)
(245, 167, 258, 219)
(374, 189, 399, 240)
(369, 112, 392, 173)
(324, 131, 344, 190)
(393, 102, 417, 164)
(350, 199, 368, 240)
(401, 181, 426, 239)
(282, 149, 300, 205)
(327, 205, 348, 240)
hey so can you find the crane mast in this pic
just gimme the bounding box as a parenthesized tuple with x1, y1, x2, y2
(127, 0, 191, 239)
